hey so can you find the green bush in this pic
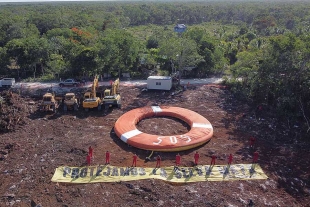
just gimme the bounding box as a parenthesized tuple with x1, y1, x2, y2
(131, 72, 144, 79)
(39, 74, 57, 82)
(158, 69, 169, 76)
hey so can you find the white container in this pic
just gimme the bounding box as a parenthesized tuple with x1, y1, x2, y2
(147, 76, 172, 90)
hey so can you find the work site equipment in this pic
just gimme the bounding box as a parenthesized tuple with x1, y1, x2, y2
(102, 78, 121, 110)
(63, 93, 79, 111)
(39, 92, 61, 113)
(82, 76, 101, 111)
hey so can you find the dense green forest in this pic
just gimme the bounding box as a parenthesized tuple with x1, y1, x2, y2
(0, 1, 310, 135)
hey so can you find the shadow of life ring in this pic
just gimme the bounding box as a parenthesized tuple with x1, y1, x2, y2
(114, 106, 213, 152)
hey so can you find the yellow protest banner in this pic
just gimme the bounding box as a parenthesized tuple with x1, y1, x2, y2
(51, 164, 268, 183)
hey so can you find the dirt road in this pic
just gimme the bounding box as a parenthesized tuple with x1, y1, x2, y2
(12, 78, 223, 89)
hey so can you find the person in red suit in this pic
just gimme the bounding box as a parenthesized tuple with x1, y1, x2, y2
(249, 137, 256, 148)
(105, 151, 110, 165)
(88, 146, 93, 158)
(210, 155, 216, 166)
(253, 151, 259, 164)
(132, 154, 138, 167)
(175, 153, 181, 166)
(86, 154, 91, 166)
(228, 154, 233, 166)
(156, 155, 161, 168)
(194, 151, 200, 165)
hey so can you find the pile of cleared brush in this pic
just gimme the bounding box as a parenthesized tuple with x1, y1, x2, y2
(0, 91, 31, 133)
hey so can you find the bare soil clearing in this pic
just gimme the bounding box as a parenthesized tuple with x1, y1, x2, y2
(0, 85, 309, 207)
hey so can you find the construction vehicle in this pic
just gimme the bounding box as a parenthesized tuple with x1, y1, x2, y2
(82, 76, 101, 111)
(102, 78, 121, 110)
(63, 93, 79, 111)
(39, 92, 61, 113)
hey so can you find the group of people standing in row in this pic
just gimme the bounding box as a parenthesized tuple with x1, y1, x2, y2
(86, 137, 259, 168)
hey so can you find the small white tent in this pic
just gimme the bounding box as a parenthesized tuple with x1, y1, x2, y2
(147, 76, 172, 90)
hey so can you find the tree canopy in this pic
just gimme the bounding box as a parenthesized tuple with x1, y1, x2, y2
(1, 1, 310, 134)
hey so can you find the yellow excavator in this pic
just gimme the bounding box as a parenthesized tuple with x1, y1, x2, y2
(82, 76, 102, 111)
(102, 78, 121, 110)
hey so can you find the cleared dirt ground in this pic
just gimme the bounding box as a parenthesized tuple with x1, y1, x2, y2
(0, 84, 310, 207)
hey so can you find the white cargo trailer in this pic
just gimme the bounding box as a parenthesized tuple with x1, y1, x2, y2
(0, 78, 15, 88)
(147, 76, 172, 90)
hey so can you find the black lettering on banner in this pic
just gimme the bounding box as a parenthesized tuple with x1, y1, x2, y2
(80, 168, 87, 178)
(130, 167, 138, 176)
(195, 167, 203, 176)
(229, 166, 236, 176)
(239, 165, 246, 176)
(216, 166, 225, 175)
(224, 167, 229, 175)
(103, 167, 111, 176)
(175, 169, 182, 179)
(138, 168, 146, 176)
(89, 167, 96, 177)
(249, 167, 255, 176)
(160, 168, 167, 178)
(204, 166, 209, 174)
(181, 168, 190, 178)
(152, 168, 157, 175)
(111, 167, 118, 176)
(96, 166, 103, 176)
(188, 168, 194, 177)
(120, 167, 130, 176)
(71, 168, 80, 178)
(205, 166, 213, 175)
(63, 167, 71, 177)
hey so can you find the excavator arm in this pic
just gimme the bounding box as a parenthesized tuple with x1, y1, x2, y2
(112, 78, 119, 96)
(91, 76, 99, 98)
(82, 75, 100, 110)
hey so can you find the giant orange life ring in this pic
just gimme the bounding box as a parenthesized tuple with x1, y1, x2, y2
(114, 106, 213, 152)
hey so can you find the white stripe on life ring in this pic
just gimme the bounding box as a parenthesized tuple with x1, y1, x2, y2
(151, 106, 162, 113)
(121, 129, 142, 143)
(192, 123, 213, 129)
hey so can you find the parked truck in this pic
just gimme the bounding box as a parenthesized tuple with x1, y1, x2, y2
(59, 79, 82, 87)
(0, 78, 15, 88)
